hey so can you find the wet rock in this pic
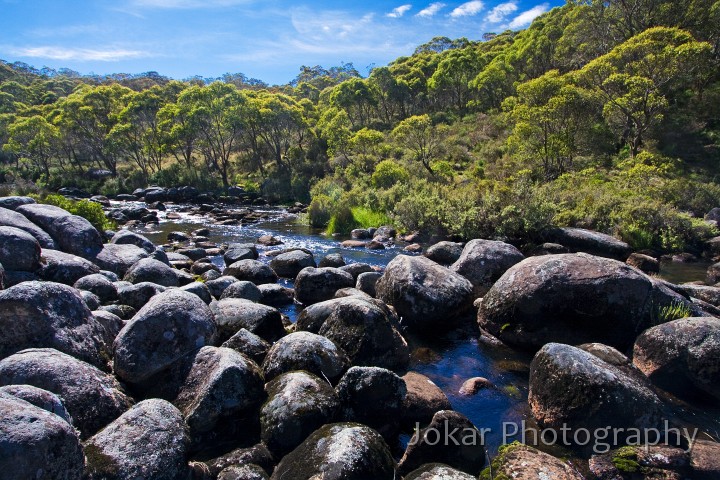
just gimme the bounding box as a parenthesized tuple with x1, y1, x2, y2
(271, 422, 396, 480)
(401, 372, 452, 428)
(113, 289, 216, 385)
(450, 239, 524, 296)
(487, 442, 584, 480)
(38, 249, 101, 285)
(0, 226, 41, 271)
(172, 346, 265, 435)
(529, 343, 664, 445)
(206, 275, 240, 299)
(458, 377, 494, 396)
(405, 243, 423, 253)
(479, 253, 695, 351)
(91, 243, 150, 277)
(257, 283, 294, 306)
(224, 259, 278, 285)
(205, 444, 274, 478)
(376, 255, 474, 332)
(367, 240, 386, 250)
(399, 410, 485, 476)
(110, 229, 155, 253)
(83, 399, 190, 480)
(405, 464, 475, 479)
(0, 391, 84, 480)
(168, 231, 190, 243)
(74, 273, 118, 303)
(356, 271, 382, 297)
(339, 262, 374, 281)
(351, 228, 372, 240)
(261, 371, 339, 456)
(17, 203, 103, 259)
(0, 205, 56, 249)
(319, 253, 345, 268)
(212, 298, 285, 343)
(257, 235, 282, 246)
(294, 267, 355, 305)
(270, 250, 316, 279)
(220, 280, 262, 302)
(0, 348, 133, 438)
(626, 252, 660, 274)
(633, 317, 720, 401)
(541, 227, 631, 260)
(0, 281, 109, 368)
(319, 296, 410, 370)
(221, 328, 271, 365)
(424, 241, 464, 265)
(262, 331, 349, 383)
(124, 258, 179, 287)
(336, 366, 406, 435)
(218, 464, 269, 480)
(0, 384, 72, 424)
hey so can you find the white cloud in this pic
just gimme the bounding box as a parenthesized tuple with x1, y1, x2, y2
(387, 4, 412, 18)
(6, 46, 150, 61)
(416, 2, 445, 17)
(486, 1, 517, 23)
(508, 3, 549, 29)
(450, 1, 484, 18)
(130, 0, 250, 8)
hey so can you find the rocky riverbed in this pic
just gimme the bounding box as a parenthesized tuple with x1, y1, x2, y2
(1, 193, 720, 479)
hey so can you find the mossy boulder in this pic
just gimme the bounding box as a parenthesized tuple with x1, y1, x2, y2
(480, 442, 584, 480)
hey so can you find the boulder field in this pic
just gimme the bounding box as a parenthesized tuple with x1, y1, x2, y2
(1, 195, 719, 479)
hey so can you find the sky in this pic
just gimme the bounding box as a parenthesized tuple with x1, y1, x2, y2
(0, 0, 563, 85)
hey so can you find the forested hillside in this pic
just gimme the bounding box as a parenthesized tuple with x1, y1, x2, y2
(2, 0, 720, 251)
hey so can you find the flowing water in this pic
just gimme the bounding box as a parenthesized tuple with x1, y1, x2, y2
(123, 202, 720, 457)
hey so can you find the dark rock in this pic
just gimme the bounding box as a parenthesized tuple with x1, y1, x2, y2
(176, 247, 207, 261)
(529, 343, 664, 446)
(224, 260, 278, 285)
(296, 298, 341, 333)
(99, 304, 136, 320)
(261, 371, 340, 456)
(334, 287, 372, 299)
(191, 260, 219, 275)
(92, 310, 125, 347)
(3, 270, 42, 288)
(262, 331, 349, 383)
(257, 283, 294, 306)
(220, 280, 262, 302)
(113, 289, 216, 384)
(0, 226, 41, 271)
(626, 252, 660, 274)
(211, 299, 285, 343)
(270, 250, 316, 278)
(224, 244, 258, 264)
(74, 273, 118, 303)
(124, 258, 179, 287)
(634, 317, 720, 401)
(351, 228, 372, 239)
(424, 241, 464, 265)
(405, 464, 475, 479)
(206, 275, 240, 299)
(271, 422, 396, 480)
(318, 253, 346, 268)
(479, 253, 696, 351)
(0, 195, 36, 210)
(218, 464, 269, 480)
(0, 205, 56, 248)
(399, 410, 485, 476)
(487, 443, 584, 480)
(80, 290, 101, 310)
(356, 271, 382, 297)
(534, 242, 570, 255)
(541, 227, 631, 260)
(167, 231, 190, 243)
(110, 230, 155, 253)
(38, 249, 101, 285)
(205, 444, 274, 478)
(0, 348, 133, 439)
(318, 296, 410, 371)
(450, 239, 524, 296)
(91, 244, 150, 277)
(339, 262, 374, 281)
(0, 384, 72, 424)
(0, 261, 4, 289)
(179, 281, 213, 304)
(0, 391, 84, 480)
(401, 372, 452, 428)
(376, 255, 473, 332)
(367, 240, 386, 250)
(376, 226, 396, 238)
(201, 269, 222, 282)
(83, 399, 190, 480)
(0, 281, 109, 369)
(707, 262, 720, 285)
(678, 283, 720, 308)
(221, 328, 271, 365)
(294, 267, 354, 305)
(17, 203, 103, 259)
(405, 243, 423, 253)
(116, 281, 165, 309)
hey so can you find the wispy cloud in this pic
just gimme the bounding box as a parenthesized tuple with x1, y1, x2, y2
(6, 45, 151, 61)
(27, 24, 103, 39)
(449, 1, 484, 18)
(130, 0, 251, 8)
(416, 2, 445, 17)
(486, 1, 517, 23)
(387, 4, 412, 18)
(508, 3, 549, 29)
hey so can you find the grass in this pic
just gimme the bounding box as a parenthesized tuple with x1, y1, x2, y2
(350, 207, 391, 229)
(657, 300, 692, 324)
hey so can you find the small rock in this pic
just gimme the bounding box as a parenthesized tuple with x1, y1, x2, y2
(401, 372, 452, 428)
(458, 377, 494, 396)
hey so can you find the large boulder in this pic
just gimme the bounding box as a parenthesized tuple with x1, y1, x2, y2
(401, 372, 452, 428)
(220, 280, 262, 302)
(529, 343, 665, 446)
(0, 281, 109, 369)
(180, 281, 213, 304)
(0, 348, 133, 439)
(116, 281, 165, 310)
(424, 241, 464, 265)
(484, 442, 585, 480)
(74, 273, 118, 303)
(0, 205, 56, 248)
(83, 399, 190, 480)
(221, 328, 271, 365)
(0, 195, 36, 210)
(224, 259, 278, 285)
(270, 250, 316, 279)
(113, 289, 216, 385)
(375, 255, 473, 332)
(318, 296, 410, 371)
(223, 243, 258, 265)
(211, 299, 285, 343)
(0, 384, 72, 424)
(262, 331, 349, 383)
(109, 229, 155, 253)
(271, 423, 396, 480)
(0, 391, 84, 480)
(449, 239, 524, 295)
(633, 317, 720, 401)
(91, 243, 150, 277)
(0, 226, 41, 271)
(294, 267, 355, 305)
(17, 203, 103, 259)
(319, 253, 345, 268)
(206, 275, 240, 299)
(171, 346, 265, 435)
(38, 249, 101, 285)
(541, 227, 631, 260)
(479, 253, 696, 351)
(123, 257, 179, 287)
(261, 371, 340, 456)
(257, 283, 294, 306)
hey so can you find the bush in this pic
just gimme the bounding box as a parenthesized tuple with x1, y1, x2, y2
(326, 204, 357, 235)
(350, 207, 390, 229)
(308, 194, 333, 227)
(34, 194, 115, 231)
(371, 160, 409, 189)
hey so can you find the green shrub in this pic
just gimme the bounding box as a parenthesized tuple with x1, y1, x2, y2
(326, 204, 358, 235)
(371, 160, 409, 189)
(350, 207, 390, 229)
(34, 194, 115, 231)
(308, 194, 333, 227)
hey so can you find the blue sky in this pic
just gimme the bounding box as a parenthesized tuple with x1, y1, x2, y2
(0, 0, 562, 85)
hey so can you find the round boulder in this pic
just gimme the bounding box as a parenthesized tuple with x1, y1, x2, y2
(38, 249, 101, 285)
(123, 258, 179, 287)
(485, 442, 584, 480)
(262, 331, 349, 383)
(401, 372, 452, 428)
(224, 259, 278, 285)
(74, 273, 118, 303)
(0, 384, 72, 424)
(449, 239, 524, 295)
(0, 205, 56, 249)
(211, 299, 285, 343)
(294, 267, 355, 305)
(110, 230, 155, 253)
(91, 243, 150, 277)
(319, 253, 345, 268)
(270, 250, 316, 279)
(220, 280, 262, 302)
(0, 226, 41, 271)
(221, 328, 271, 365)
(424, 241, 464, 265)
